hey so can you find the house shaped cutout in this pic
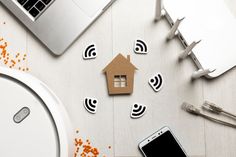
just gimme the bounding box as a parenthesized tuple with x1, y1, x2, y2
(103, 53, 138, 95)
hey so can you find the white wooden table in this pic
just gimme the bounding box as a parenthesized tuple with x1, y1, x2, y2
(1, 0, 236, 156)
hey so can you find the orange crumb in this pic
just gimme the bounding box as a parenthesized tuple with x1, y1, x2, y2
(0, 38, 29, 71)
(11, 60, 16, 64)
(73, 130, 111, 157)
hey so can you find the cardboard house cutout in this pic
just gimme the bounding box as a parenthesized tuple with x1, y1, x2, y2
(103, 53, 138, 95)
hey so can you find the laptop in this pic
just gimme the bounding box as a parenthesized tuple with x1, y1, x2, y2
(0, 0, 116, 55)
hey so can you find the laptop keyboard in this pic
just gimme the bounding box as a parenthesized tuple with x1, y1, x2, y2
(17, 0, 52, 18)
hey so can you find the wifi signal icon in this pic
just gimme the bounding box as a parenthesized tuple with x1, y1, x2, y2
(83, 97, 98, 114)
(149, 73, 164, 92)
(131, 103, 147, 119)
(83, 43, 97, 60)
(134, 39, 148, 54)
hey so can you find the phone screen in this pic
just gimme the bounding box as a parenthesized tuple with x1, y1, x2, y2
(141, 131, 187, 157)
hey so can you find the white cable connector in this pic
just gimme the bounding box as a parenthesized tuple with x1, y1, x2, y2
(182, 102, 201, 115)
(203, 101, 236, 119)
(202, 101, 223, 114)
(182, 102, 236, 129)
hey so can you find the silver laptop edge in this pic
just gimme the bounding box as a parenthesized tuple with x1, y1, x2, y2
(0, 0, 116, 55)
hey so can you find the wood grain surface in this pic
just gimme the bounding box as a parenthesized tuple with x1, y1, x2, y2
(1, 0, 236, 156)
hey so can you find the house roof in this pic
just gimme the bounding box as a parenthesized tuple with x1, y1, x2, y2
(103, 53, 138, 72)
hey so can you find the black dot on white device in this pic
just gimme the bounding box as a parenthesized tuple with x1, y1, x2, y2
(139, 126, 188, 157)
(13, 107, 30, 123)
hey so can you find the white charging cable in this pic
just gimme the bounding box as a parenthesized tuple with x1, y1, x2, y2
(202, 101, 236, 119)
(182, 102, 236, 129)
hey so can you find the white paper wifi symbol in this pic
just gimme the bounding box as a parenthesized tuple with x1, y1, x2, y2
(134, 39, 148, 54)
(149, 73, 164, 92)
(131, 103, 147, 119)
(83, 97, 98, 114)
(83, 43, 97, 60)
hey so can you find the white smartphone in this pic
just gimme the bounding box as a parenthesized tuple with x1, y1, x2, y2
(139, 126, 188, 157)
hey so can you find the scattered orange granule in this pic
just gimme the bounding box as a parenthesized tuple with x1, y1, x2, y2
(74, 137, 100, 157)
(73, 129, 111, 157)
(0, 37, 29, 71)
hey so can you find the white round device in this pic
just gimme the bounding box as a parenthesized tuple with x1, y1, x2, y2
(0, 67, 73, 157)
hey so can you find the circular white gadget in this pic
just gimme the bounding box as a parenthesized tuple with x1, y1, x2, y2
(0, 67, 73, 157)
